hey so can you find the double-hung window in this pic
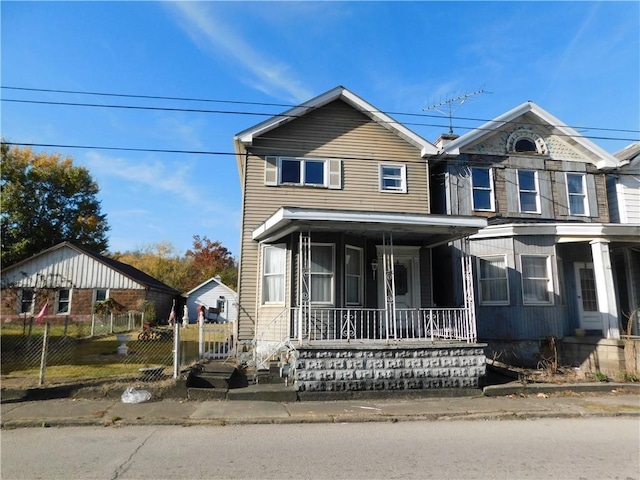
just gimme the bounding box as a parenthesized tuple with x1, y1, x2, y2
(310, 244, 334, 305)
(56, 289, 71, 314)
(521, 255, 553, 305)
(379, 164, 407, 193)
(518, 170, 540, 213)
(20, 288, 35, 314)
(477, 256, 509, 305)
(471, 167, 494, 211)
(566, 173, 588, 216)
(345, 246, 363, 306)
(262, 245, 286, 304)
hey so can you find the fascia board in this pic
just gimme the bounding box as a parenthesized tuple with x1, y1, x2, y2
(253, 207, 487, 242)
(469, 222, 640, 240)
(234, 86, 438, 156)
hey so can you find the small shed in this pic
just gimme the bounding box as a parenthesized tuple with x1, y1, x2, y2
(185, 276, 237, 324)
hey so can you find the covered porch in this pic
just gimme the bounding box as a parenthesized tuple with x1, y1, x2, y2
(252, 207, 487, 376)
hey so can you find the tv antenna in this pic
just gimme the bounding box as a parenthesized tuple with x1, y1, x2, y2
(423, 88, 488, 134)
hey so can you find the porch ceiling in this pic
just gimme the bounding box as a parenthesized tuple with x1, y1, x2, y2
(252, 207, 487, 246)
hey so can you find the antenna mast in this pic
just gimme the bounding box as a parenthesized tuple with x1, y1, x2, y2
(424, 88, 487, 134)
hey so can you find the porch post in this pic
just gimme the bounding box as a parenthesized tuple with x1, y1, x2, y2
(590, 239, 620, 339)
(382, 233, 396, 340)
(299, 231, 311, 342)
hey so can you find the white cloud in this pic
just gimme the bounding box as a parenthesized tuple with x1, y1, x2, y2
(166, 2, 313, 103)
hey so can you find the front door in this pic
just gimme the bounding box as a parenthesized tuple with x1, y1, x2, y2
(377, 247, 421, 337)
(574, 262, 601, 330)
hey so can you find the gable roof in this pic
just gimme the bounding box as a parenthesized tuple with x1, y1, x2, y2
(3, 242, 180, 295)
(234, 86, 438, 176)
(440, 101, 621, 170)
(185, 276, 237, 297)
(614, 142, 640, 170)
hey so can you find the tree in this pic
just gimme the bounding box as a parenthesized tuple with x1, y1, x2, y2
(1, 143, 109, 266)
(186, 235, 237, 290)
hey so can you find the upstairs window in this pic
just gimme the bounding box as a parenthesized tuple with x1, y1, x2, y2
(518, 170, 540, 213)
(478, 256, 509, 305)
(281, 158, 326, 186)
(20, 288, 35, 314)
(514, 138, 537, 153)
(379, 164, 407, 193)
(471, 167, 494, 211)
(56, 289, 71, 314)
(264, 156, 342, 189)
(566, 173, 588, 216)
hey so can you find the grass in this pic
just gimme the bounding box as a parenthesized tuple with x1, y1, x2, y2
(0, 323, 231, 387)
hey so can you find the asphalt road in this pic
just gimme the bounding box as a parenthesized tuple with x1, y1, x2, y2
(2, 418, 638, 479)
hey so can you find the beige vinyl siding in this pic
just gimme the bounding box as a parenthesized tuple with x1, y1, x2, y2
(237, 99, 430, 341)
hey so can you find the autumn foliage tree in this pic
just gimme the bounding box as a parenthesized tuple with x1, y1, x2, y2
(186, 235, 237, 289)
(111, 236, 237, 293)
(1, 143, 109, 266)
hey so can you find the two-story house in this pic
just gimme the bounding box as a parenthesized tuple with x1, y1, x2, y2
(233, 86, 488, 393)
(431, 102, 639, 374)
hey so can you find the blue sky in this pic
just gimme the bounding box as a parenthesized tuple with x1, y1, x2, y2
(2, 1, 639, 258)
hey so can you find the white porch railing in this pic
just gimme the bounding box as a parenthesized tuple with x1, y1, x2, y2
(292, 307, 477, 343)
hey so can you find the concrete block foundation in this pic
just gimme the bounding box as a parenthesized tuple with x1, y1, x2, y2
(294, 343, 486, 392)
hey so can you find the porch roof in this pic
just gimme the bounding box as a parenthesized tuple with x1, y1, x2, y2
(252, 207, 487, 246)
(469, 222, 640, 244)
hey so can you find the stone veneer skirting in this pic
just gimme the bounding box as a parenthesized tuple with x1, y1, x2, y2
(293, 343, 486, 392)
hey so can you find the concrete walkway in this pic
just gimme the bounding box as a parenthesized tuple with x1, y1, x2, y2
(2, 383, 639, 429)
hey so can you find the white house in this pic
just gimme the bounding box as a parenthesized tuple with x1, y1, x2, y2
(185, 276, 238, 324)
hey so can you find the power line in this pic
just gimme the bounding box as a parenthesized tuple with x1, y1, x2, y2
(3, 85, 639, 136)
(3, 97, 638, 143)
(3, 141, 638, 176)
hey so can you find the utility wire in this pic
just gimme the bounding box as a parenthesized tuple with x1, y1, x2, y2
(3, 85, 639, 135)
(3, 98, 638, 143)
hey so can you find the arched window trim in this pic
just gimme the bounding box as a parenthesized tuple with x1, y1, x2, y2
(506, 130, 548, 155)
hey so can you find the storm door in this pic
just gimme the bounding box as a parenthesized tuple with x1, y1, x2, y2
(574, 262, 601, 330)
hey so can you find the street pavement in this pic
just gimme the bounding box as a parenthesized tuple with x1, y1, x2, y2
(1, 382, 639, 429)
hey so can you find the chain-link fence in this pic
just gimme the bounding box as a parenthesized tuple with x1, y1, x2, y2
(1, 315, 234, 390)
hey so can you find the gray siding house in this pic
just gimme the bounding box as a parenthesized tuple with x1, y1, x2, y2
(431, 102, 639, 374)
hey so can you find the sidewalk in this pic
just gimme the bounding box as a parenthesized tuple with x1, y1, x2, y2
(2, 383, 639, 429)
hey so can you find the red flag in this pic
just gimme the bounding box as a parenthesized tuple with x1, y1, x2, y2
(35, 302, 49, 324)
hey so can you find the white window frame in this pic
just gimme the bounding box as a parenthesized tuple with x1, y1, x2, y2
(345, 245, 363, 306)
(279, 157, 327, 187)
(477, 255, 510, 306)
(310, 243, 335, 306)
(262, 244, 286, 305)
(471, 167, 495, 212)
(520, 255, 554, 305)
(56, 288, 72, 314)
(19, 288, 35, 314)
(517, 170, 541, 213)
(94, 288, 109, 303)
(566, 173, 589, 216)
(379, 163, 407, 193)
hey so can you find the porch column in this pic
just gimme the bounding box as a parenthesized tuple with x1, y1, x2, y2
(590, 239, 620, 339)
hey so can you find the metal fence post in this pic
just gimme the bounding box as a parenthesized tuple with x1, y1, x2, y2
(38, 322, 51, 386)
(109, 313, 114, 334)
(173, 321, 180, 379)
(91, 314, 95, 337)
